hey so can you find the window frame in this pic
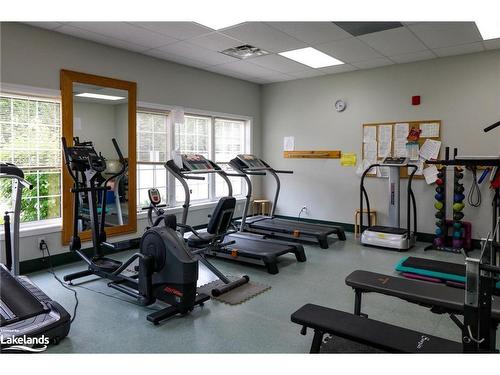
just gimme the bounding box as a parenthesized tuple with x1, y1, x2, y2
(137, 101, 252, 212)
(0, 90, 63, 225)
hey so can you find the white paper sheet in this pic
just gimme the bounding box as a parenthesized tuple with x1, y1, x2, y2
(407, 142, 420, 161)
(420, 122, 440, 138)
(378, 124, 392, 142)
(394, 140, 408, 157)
(283, 136, 295, 151)
(377, 166, 389, 178)
(409, 158, 424, 176)
(363, 126, 377, 143)
(378, 141, 392, 158)
(419, 139, 441, 160)
(363, 141, 377, 162)
(394, 123, 409, 140)
(423, 164, 439, 184)
(356, 159, 377, 176)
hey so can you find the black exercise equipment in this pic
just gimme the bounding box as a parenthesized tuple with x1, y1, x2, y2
(164, 154, 306, 274)
(144, 187, 250, 296)
(61, 137, 209, 324)
(229, 154, 345, 248)
(360, 157, 418, 250)
(1, 163, 71, 346)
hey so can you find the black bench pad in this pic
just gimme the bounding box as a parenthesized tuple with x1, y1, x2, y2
(291, 304, 461, 353)
(346, 270, 500, 321)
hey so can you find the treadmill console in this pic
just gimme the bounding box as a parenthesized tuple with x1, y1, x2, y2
(236, 154, 267, 169)
(182, 154, 214, 172)
(381, 157, 409, 166)
(65, 139, 105, 172)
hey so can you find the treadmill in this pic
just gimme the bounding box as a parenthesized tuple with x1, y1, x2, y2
(360, 157, 418, 251)
(164, 154, 307, 274)
(0, 163, 71, 348)
(229, 154, 346, 249)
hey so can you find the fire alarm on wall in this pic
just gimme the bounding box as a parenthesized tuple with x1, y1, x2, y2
(412, 96, 421, 105)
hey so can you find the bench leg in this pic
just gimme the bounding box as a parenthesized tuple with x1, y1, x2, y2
(310, 330, 324, 353)
(354, 290, 362, 316)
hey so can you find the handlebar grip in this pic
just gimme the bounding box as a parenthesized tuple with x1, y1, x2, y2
(185, 175, 205, 180)
(141, 204, 167, 210)
(484, 120, 500, 133)
(274, 170, 294, 174)
(246, 171, 266, 176)
(112, 138, 125, 161)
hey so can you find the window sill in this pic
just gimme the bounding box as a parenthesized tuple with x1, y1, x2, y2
(0, 218, 62, 240)
(136, 197, 247, 219)
(0, 199, 246, 239)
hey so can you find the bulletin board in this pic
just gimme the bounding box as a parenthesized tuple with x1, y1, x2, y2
(361, 120, 442, 179)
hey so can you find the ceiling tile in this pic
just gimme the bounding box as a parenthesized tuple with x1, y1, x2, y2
(287, 69, 328, 79)
(133, 22, 213, 40)
(390, 49, 436, 63)
(25, 22, 64, 30)
(433, 42, 485, 57)
(214, 60, 282, 77)
(204, 65, 263, 83)
(318, 64, 358, 74)
(188, 32, 243, 52)
(68, 22, 178, 49)
(351, 57, 394, 69)
(56, 25, 148, 52)
(156, 42, 239, 65)
(484, 38, 500, 50)
(143, 49, 212, 69)
(249, 54, 309, 73)
(266, 22, 351, 45)
(221, 22, 307, 53)
(316, 37, 384, 63)
(408, 22, 482, 49)
(360, 27, 428, 56)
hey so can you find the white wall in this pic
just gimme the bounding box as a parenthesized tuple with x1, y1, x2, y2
(0, 22, 260, 263)
(261, 50, 500, 239)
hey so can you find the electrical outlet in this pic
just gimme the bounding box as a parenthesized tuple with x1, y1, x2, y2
(38, 237, 46, 251)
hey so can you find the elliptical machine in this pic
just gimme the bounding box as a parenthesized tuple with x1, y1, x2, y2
(61, 137, 209, 324)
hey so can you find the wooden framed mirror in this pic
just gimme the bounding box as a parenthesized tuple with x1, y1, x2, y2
(60, 70, 137, 245)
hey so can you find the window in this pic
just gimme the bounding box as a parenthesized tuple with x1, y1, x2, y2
(214, 118, 246, 197)
(136, 106, 250, 211)
(136, 110, 168, 209)
(0, 94, 62, 224)
(174, 115, 210, 202)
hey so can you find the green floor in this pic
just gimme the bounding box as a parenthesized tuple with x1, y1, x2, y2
(27, 233, 497, 353)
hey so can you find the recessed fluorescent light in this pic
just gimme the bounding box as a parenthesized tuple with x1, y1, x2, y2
(476, 21, 500, 40)
(75, 93, 125, 101)
(197, 21, 240, 30)
(279, 47, 344, 69)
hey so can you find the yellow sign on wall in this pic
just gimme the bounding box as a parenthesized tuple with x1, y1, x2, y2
(340, 153, 357, 167)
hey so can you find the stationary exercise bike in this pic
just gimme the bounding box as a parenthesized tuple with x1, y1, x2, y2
(61, 137, 209, 324)
(144, 188, 250, 297)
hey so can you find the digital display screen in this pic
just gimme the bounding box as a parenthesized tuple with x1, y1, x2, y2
(182, 154, 214, 171)
(237, 154, 267, 169)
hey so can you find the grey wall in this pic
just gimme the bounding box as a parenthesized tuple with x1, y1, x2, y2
(261, 51, 500, 239)
(0, 22, 259, 262)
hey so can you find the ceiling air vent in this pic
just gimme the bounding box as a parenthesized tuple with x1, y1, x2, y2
(221, 44, 269, 59)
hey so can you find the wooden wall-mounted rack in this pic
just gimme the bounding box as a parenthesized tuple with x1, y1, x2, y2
(283, 150, 341, 159)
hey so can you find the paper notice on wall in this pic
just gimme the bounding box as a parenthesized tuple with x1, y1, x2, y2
(409, 158, 424, 176)
(420, 122, 440, 138)
(407, 142, 420, 161)
(394, 140, 407, 157)
(356, 159, 377, 176)
(283, 136, 295, 151)
(340, 153, 357, 166)
(419, 139, 441, 160)
(377, 124, 392, 157)
(377, 166, 390, 178)
(363, 126, 377, 143)
(423, 164, 439, 184)
(394, 123, 409, 141)
(363, 141, 377, 162)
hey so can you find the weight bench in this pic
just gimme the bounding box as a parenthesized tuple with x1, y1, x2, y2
(345, 270, 500, 322)
(291, 304, 461, 353)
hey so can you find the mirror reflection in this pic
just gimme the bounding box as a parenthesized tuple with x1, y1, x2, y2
(72, 83, 129, 230)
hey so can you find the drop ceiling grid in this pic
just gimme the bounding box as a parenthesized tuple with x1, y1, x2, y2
(21, 21, 500, 84)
